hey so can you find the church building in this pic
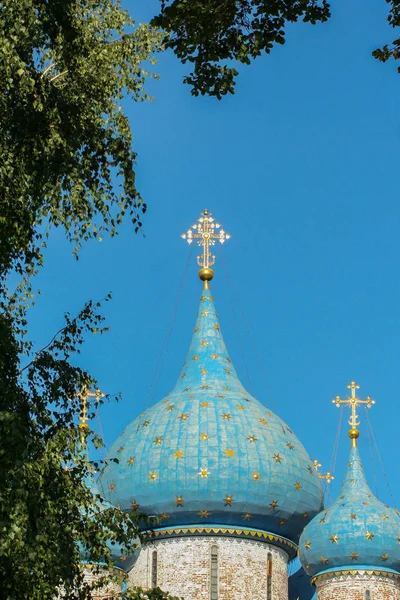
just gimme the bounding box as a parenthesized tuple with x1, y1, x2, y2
(92, 210, 400, 599)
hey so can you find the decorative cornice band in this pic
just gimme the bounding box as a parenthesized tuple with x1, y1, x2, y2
(144, 526, 298, 558)
(312, 568, 400, 585)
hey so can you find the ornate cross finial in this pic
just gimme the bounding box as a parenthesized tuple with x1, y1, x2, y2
(181, 209, 230, 285)
(76, 386, 105, 439)
(319, 471, 335, 484)
(332, 381, 375, 447)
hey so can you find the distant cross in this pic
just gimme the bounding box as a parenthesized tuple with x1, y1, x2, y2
(181, 209, 230, 270)
(77, 386, 105, 432)
(332, 380, 375, 445)
(319, 471, 335, 484)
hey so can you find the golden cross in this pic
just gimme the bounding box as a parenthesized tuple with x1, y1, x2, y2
(77, 386, 105, 432)
(332, 380, 375, 446)
(319, 471, 335, 484)
(181, 209, 230, 282)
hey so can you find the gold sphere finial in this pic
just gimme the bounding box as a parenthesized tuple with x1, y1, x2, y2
(199, 267, 214, 282)
(348, 427, 359, 440)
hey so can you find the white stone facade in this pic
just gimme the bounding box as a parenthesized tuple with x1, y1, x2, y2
(314, 570, 400, 600)
(128, 535, 289, 600)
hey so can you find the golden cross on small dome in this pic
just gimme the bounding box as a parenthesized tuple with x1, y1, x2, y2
(332, 380, 375, 447)
(76, 385, 105, 438)
(181, 209, 230, 285)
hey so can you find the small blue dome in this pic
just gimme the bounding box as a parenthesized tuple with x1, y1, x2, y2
(299, 444, 400, 577)
(98, 286, 323, 543)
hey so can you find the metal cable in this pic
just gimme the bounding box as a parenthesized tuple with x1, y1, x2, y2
(364, 405, 379, 497)
(326, 406, 343, 506)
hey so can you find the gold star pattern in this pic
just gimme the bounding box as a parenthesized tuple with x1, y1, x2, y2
(198, 468, 210, 478)
(365, 531, 375, 540)
(273, 453, 282, 463)
(141, 420, 151, 427)
(270, 500, 278, 510)
(200, 433, 209, 440)
(321, 557, 328, 565)
(320, 517, 326, 524)
(350, 513, 357, 520)
(222, 413, 231, 420)
(260, 419, 268, 425)
(217, 393, 225, 398)
(148, 471, 157, 482)
(153, 436, 163, 445)
(201, 310, 209, 316)
(174, 450, 184, 459)
(179, 413, 189, 421)
(214, 324, 220, 331)
(109, 483, 115, 491)
(330, 534, 339, 544)
(225, 368, 231, 374)
(305, 541, 311, 549)
(128, 456, 135, 465)
(199, 510, 210, 518)
(175, 495, 184, 507)
(183, 387, 190, 392)
(224, 386, 230, 391)
(302, 513, 308, 519)
(224, 495, 234, 506)
(243, 513, 252, 520)
(166, 404, 174, 411)
(294, 482, 302, 491)
(181, 373, 186, 379)
(237, 404, 245, 410)
(225, 449, 235, 457)
(279, 520, 286, 527)
(201, 402, 209, 407)
(187, 394, 195, 398)
(286, 442, 295, 450)
(131, 501, 140, 511)
(382, 514, 389, 520)
(192, 355, 199, 361)
(194, 327, 199, 332)
(201, 385, 209, 389)
(211, 354, 219, 359)
(117, 446, 124, 453)
(248, 435, 257, 443)
(351, 552, 359, 560)
(252, 472, 262, 481)
(159, 513, 169, 521)
(201, 340, 208, 347)
(382, 554, 389, 561)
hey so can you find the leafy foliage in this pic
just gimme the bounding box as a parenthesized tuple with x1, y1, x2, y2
(0, 0, 162, 279)
(152, 0, 331, 98)
(373, 1, 400, 72)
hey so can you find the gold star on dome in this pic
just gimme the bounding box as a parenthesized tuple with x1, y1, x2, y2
(166, 404, 174, 411)
(307, 466, 313, 474)
(194, 327, 199, 332)
(286, 442, 294, 450)
(237, 404, 245, 410)
(270, 500, 278, 510)
(224, 495, 234, 506)
(179, 413, 189, 421)
(260, 419, 268, 425)
(362, 501, 369, 506)
(302, 513, 308, 520)
(120, 555, 127, 561)
(294, 482, 302, 491)
(201, 310, 209, 316)
(159, 513, 169, 521)
(243, 513, 252, 520)
(382, 554, 389, 561)
(279, 520, 286, 527)
(252, 472, 262, 481)
(217, 393, 225, 398)
(200, 368, 207, 375)
(248, 435, 257, 443)
(199, 510, 210, 518)
(175, 495, 184, 507)
(200, 433, 209, 440)
(320, 517, 326, 524)
(273, 453, 282, 463)
(131, 501, 140, 511)
(174, 450, 184, 459)
(181, 373, 186, 379)
(201, 385, 209, 389)
(225, 449, 235, 457)
(365, 531, 374, 540)
(198, 468, 210, 478)
(321, 557, 328, 565)
(192, 355, 199, 361)
(187, 394, 195, 398)
(225, 368, 231, 374)
(330, 534, 339, 544)
(201, 402, 209, 407)
(200, 296, 207, 301)
(153, 437, 163, 445)
(351, 552, 359, 560)
(222, 413, 231, 420)
(117, 446, 124, 453)
(305, 541, 311, 549)
(201, 340, 208, 346)
(128, 456, 135, 465)
(148, 471, 157, 482)
(183, 387, 190, 392)
(224, 386, 230, 391)
(214, 324, 220, 331)
(141, 420, 151, 428)
(226, 357, 232, 363)
(382, 514, 389, 520)
(350, 513, 357, 520)
(109, 482, 115, 491)
(211, 354, 219, 359)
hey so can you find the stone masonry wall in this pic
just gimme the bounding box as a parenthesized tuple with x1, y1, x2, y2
(315, 571, 400, 600)
(128, 535, 289, 600)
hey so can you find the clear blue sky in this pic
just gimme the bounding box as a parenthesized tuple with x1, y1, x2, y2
(25, 0, 400, 511)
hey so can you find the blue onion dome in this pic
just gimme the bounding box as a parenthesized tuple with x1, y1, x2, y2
(298, 443, 400, 577)
(288, 567, 316, 600)
(97, 284, 323, 547)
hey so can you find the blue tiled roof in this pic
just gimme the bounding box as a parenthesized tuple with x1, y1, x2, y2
(97, 285, 323, 542)
(288, 567, 316, 600)
(299, 444, 400, 576)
